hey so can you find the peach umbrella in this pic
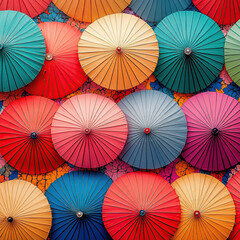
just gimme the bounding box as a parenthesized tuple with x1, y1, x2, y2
(78, 13, 159, 90)
(0, 180, 52, 240)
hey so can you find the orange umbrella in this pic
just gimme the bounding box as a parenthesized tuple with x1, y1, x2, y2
(78, 13, 159, 90)
(52, 0, 131, 22)
(172, 173, 235, 240)
(0, 180, 52, 240)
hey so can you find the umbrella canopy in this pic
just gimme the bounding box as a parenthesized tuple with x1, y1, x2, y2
(181, 92, 240, 171)
(45, 171, 112, 240)
(0, 11, 45, 92)
(154, 11, 225, 93)
(172, 173, 235, 240)
(193, 0, 240, 25)
(0, 96, 65, 175)
(52, 0, 131, 22)
(102, 171, 181, 240)
(51, 94, 128, 168)
(26, 22, 87, 99)
(78, 13, 159, 90)
(0, 180, 52, 240)
(129, 0, 191, 23)
(227, 172, 240, 240)
(0, 0, 51, 18)
(117, 90, 187, 169)
(225, 20, 240, 87)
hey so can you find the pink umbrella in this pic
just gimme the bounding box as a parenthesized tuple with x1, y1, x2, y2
(51, 94, 128, 168)
(182, 92, 240, 171)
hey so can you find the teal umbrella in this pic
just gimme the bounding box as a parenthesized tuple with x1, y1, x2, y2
(154, 11, 225, 93)
(0, 11, 45, 92)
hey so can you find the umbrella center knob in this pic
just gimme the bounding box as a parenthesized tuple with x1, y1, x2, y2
(194, 210, 200, 218)
(139, 210, 146, 216)
(116, 47, 122, 53)
(45, 53, 53, 61)
(76, 211, 83, 218)
(31, 132, 38, 139)
(84, 128, 90, 134)
(212, 128, 219, 136)
(184, 47, 192, 55)
(7, 217, 13, 222)
(0, 44, 3, 50)
(144, 128, 150, 134)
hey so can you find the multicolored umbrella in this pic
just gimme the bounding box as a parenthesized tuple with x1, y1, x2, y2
(0, 180, 52, 240)
(0, 96, 64, 175)
(51, 94, 128, 168)
(26, 22, 87, 99)
(78, 13, 159, 90)
(172, 173, 235, 240)
(227, 172, 240, 240)
(0, 11, 45, 92)
(52, 0, 131, 22)
(129, 0, 191, 23)
(193, 0, 240, 25)
(117, 90, 187, 169)
(0, 0, 51, 18)
(181, 92, 240, 171)
(154, 11, 225, 93)
(45, 171, 112, 240)
(102, 171, 181, 240)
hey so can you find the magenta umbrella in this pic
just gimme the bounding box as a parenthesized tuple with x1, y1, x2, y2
(182, 92, 240, 171)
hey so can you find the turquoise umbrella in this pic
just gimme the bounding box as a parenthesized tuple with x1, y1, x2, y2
(154, 11, 225, 93)
(0, 11, 45, 92)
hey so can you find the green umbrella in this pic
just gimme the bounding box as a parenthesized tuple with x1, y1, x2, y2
(154, 11, 225, 93)
(0, 11, 45, 92)
(225, 20, 240, 86)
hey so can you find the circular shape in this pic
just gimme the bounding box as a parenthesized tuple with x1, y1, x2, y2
(0, 180, 52, 240)
(211, 128, 219, 136)
(79, 13, 159, 90)
(0, 11, 45, 92)
(116, 47, 122, 53)
(182, 92, 240, 171)
(30, 132, 38, 139)
(103, 172, 181, 240)
(84, 128, 90, 134)
(194, 211, 200, 218)
(76, 211, 84, 218)
(172, 173, 235, 240)
(26, 22, 87, 99)
(154, 11, 225, 93)
(52, 0, 131, 22)
(184, 47, 192, 55)
(144, 128, 150, 134)
(118, 90, 187, 169)
(0, 44, 3, 50)
(51, 94, 128, 168)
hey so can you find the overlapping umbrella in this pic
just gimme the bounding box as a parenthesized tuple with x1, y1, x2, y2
(51, 94, 128, 168)
(117, 90, 187, 169)
(45, 171, 112, 240)
(181, 92, 240, 171)
(0, 180, 52, 240)
(172, 173, 235, 240)
(26, 22, 87, 99)
(154, 11, 225, 93)
(0, 96, 64, 175)
(0, 11, 45, 92)
(78, 13, 159, 90)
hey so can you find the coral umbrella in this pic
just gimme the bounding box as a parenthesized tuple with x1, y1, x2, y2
(78, 13, 159, 90)
(26, 22, 87, 99)
(181, 92, 240, 171)
(117, 90, 187, 169)
(0, 0, 51, 18)
(102, 171, 181, 240)
(154, 11, 225, 93)
(172, 173, 235, 240)
(0, 180, 52, 240)
(51, 94, 128, 168)
(0, 96, 64, 175)
(227, 172, 240, 240)
(45, 171, 112, 240)
(0, 11, 45, 92)
(193, 0, 240, 25)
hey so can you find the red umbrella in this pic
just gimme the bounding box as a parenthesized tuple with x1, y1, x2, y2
(0, 0, 51, 18)
(51, 94, 128, 168)
(0, 96, 65, 174)
(102, 172, 181, 240)
(26, 22, 87, 99)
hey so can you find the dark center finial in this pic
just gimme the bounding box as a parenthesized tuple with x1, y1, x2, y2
(84, 128, 90, 134)
(212, 128, 219, 136)
(184, 47, 192, 55)
(144, 128, 150, 135)
(194, 210, 200, 218)
(116, 47, 122, 53)
(31, 132, 37, 139)
(139, 210, 146, 217)
(7, 217, 13, 222)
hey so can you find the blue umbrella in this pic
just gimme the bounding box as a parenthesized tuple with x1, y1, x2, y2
(45, 171, 112, 240)
(118, 90, 187, 169)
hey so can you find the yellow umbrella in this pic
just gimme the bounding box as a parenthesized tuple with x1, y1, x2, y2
(78, 13, 159, 90)
(0, 180, 52, 240)
(52, 0, 131, 22)
(172, 173, 235, 240)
